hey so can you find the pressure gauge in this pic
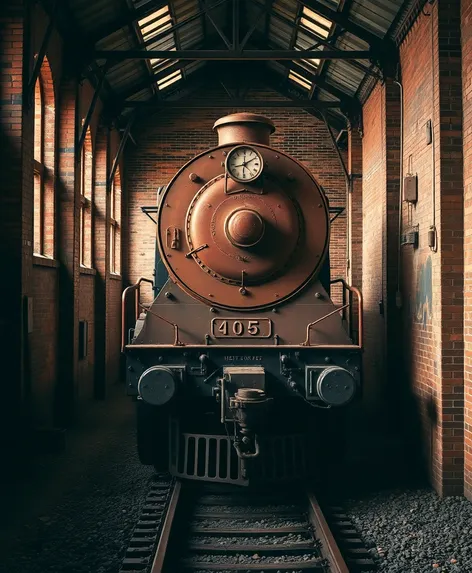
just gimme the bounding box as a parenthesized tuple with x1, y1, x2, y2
(226, 145, 264, 183)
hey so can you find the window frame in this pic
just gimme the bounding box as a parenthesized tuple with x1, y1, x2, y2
(109, 171, 121, 276)
(79, 134, 93, 269)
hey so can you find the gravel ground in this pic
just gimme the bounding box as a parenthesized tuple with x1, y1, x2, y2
(192, 517, 306, 529)
(189, 533, 311, 545)
(2, 389, 472, 573)
(0, 389, 154, 573)
(345, 488, 472, 573)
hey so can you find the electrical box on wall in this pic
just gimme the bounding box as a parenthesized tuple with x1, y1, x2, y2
(401, 225, 419, 248)
(403, 175, 418, 203)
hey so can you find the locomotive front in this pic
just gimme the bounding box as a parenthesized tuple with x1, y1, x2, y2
(124, 113, 363, 485)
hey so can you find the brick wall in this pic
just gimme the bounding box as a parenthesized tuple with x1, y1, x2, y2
(462, 0, 472, 500)
(0, 2, 27, 453)
(0, 2, 124, 458)
(362, 2, 464, 496)
(362, 83, 388, 413)
(125, 88, 349, 305)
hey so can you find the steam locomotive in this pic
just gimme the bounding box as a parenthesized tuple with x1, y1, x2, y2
(123, 113, 363, 485)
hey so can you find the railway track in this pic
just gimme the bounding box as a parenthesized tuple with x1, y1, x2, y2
(121, 479, 375, 573)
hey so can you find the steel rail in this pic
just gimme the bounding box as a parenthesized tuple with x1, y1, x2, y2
(307, 492, 349, 573)
(150, 480, 182, 573)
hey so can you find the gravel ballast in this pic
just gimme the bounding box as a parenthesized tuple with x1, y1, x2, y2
(2, 389, 472, 573)
(345, 488, 472, 573)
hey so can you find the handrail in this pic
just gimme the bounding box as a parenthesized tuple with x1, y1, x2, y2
(301, 278, 363, 348)
(121, 277, 154, 352)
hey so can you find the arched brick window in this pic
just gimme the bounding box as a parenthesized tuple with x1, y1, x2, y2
(33, 57, 55, 256)
(110, 167, 121, 275)
(80, 128, 93, 268)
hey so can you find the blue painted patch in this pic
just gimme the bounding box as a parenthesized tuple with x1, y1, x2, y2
(415, 256, 432, 327)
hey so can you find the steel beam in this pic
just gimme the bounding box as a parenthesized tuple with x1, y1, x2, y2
(299, 0, 388, 51)
(93, 49, 371, 61)
(121, 99, 342, 108)
(76, 63, 109, 158)
(109, 114, 135, 187)
(27, 0, 59, 105)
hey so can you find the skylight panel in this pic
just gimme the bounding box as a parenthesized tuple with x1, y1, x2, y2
(288, 70, 312, 90)
(300, 7, 332, 38)
(135, 4, 183, 92)
(157, 70, 183, 90)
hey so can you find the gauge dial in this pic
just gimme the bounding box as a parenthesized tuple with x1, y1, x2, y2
(226, 145, 263, 183)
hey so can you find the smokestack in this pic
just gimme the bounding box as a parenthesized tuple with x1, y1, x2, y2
(213, 113, 275, 146)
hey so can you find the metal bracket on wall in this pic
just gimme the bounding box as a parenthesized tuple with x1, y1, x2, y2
(108, 112, 136, 188)
(76, 62, 110, 159)
(329, 206, 345, 224)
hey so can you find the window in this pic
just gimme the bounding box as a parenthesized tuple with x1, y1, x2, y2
(110, 168, 121, 275)
(34, 80, 45, 254)
(33, 58, 55, 257)
(80, 129, 93, 268)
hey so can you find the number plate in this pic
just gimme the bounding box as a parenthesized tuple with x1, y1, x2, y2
(211, 318, 272, 339)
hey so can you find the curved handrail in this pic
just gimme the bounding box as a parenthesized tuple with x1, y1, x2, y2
(301, 278, 363, 348)
(121, 277, 154, 352)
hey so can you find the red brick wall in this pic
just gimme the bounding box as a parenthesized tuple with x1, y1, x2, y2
(362, 3, 464, 496)
(362, 83, 388, 412)
(31, 267, 59, 427)
(0, 2, 27, 450)
(0, 2, 124, 450)
(78, 274, 96, 402)
(462, 0, 472, 500)
(125, 89, 348, 305)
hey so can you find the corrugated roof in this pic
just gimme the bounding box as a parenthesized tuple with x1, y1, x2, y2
(65, 0, 410, 127)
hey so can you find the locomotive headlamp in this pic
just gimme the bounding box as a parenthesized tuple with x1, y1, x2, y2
(316, 366, 356, 406)
(226, 145, 264, 183)
(138, 366, 181, 406)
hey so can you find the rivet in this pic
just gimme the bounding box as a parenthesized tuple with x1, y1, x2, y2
(209, 293, 214, 297)
(239, 287, 247, 295)
(315, 292, 322, 299)
(189, 172, 199, 182)
(222, 151, 227, 156)
(209, 155, 214, 159)
(128, 366, 134, 372)
(210, 307, 217, 313)
(272, 307, 277, 313)
(318, 204, 322, 208)
(275, 293, 279, 298)
(287, 173, 294, 181)
(158, 356, 163, 363)
(275, 155, 279, 159)
(164, 291, 173, 299)
(324, 356, 331, 363)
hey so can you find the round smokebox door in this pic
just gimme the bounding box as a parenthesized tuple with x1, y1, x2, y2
(316, 366, 356, 406)
(138, 366, 177, 406)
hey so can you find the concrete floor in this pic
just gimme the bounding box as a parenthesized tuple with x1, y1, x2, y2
(0, 386, 154, 573)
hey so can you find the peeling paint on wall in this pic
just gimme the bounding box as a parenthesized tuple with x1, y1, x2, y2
(415, 255, 432, 327)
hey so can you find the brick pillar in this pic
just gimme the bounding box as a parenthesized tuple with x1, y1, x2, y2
(56, 77, 79, 425)
(462, 0, 472, 501)
(347, 127, 362, 345)
(435, 0, 464, 496)
(0, 1, 33, 460)
(93, 125, 109, 399)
